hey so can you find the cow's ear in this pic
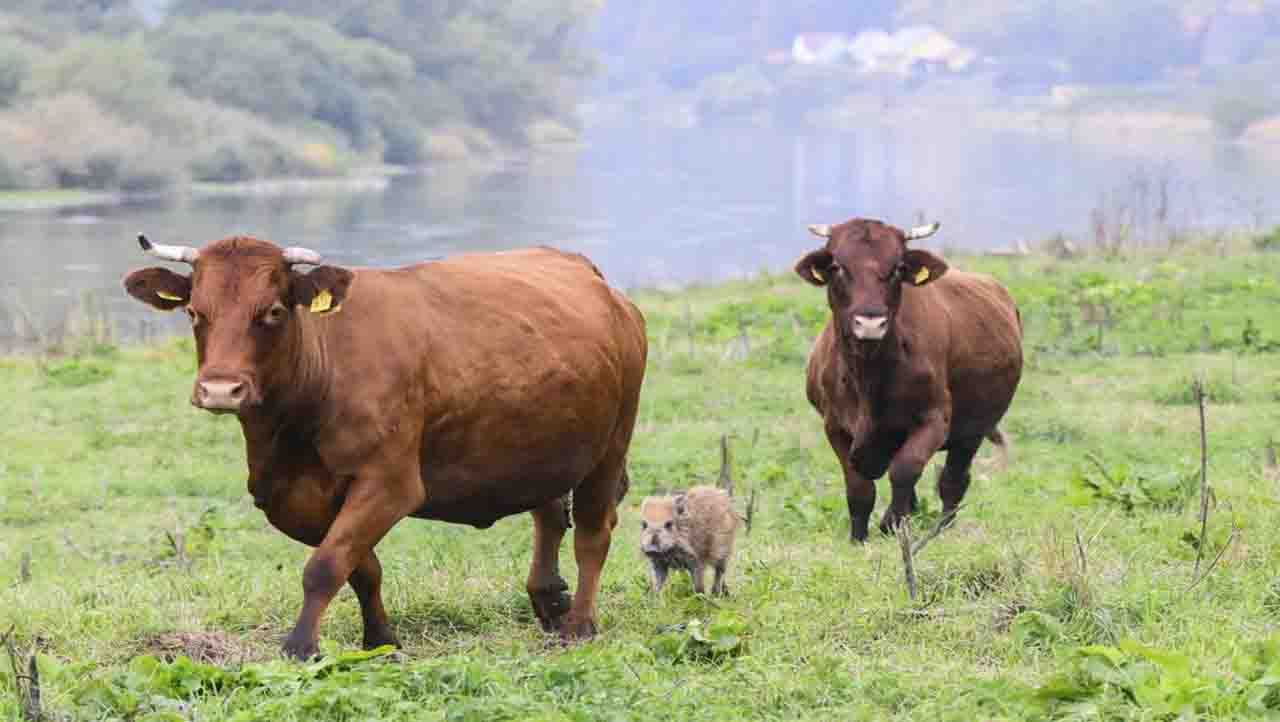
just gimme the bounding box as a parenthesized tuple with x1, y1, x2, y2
(901, 250, 948, 287)
(795, 248, 834, 287)
(124, 267, 191, 311)
(673, 493, 688, 517)
(290, 266, 354, 315)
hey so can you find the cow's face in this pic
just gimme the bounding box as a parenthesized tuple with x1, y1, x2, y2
(124, 236, 352, 414)
(795, 219, 947, 342)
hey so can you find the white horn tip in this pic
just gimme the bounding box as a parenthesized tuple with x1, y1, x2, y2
(906, 222, 941, 240)
(282, 247, 323, 265)
(807, 224, 832, 239)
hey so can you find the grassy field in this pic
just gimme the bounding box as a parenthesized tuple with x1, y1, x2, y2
(4, 239, 1280, 720)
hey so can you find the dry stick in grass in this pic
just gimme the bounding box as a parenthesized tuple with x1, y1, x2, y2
(910, 505, 963, 557)
(3, 626, 41, 722)
(718, 434, 734, 497)
(745, 487, 757, 536)
(1193, 376, 1210, 578)
(18, 551, 30, 584)
(895, 519, 917, 601)
(1186, 518, 1240, 594)
(1084, 452, 1118, 488)
(1074, 528, 1088, 577)
(166, 528, 189, 571)
(61, 532, 91, 561)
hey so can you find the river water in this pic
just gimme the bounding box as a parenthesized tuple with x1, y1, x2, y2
(1, 123, 1276, 350)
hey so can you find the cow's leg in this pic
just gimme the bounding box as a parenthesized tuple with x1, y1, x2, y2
(560, 459, 624, 642)
(349, 551, 399, 650)
(830, 424, 892, 543)
(527, 496, 572, 633)
(282, 470, 423, 661)
(827, 425, 872, 542)
(879, 413, 947, 535)
(938, 435, 983, 515)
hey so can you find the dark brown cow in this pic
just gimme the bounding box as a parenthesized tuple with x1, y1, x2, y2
(795, 218, 1022, 542)
(123, 235, 647, 659)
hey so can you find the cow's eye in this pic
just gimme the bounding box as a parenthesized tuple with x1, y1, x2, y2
(259, 304, 288, 327)
(664, 521, 673, 530)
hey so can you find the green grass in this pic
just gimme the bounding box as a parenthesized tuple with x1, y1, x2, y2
(5, 244, 1280, 720)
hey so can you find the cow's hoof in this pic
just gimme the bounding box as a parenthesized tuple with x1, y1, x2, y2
(558, 616, 597, 644)
(362, 628, 401, 651)
(529, 578, 572, 633)
(281, 632, 319, 662)
(850, 522, 870, 544)
(878, 513, 904, 537)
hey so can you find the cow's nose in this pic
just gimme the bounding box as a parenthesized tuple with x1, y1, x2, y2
(852, 315, 889, 339)
(195, 380, 247, 412)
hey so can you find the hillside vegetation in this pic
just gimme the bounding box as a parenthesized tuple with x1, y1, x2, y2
(3, 237, 1280, 719)
(0, 0, 597, 192)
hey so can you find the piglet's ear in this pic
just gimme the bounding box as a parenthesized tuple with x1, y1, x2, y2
(123, 267, 191, 311)
(794, 249, 833, 287)
(290, 265, 354, 315)
(901, 250, 948, 287)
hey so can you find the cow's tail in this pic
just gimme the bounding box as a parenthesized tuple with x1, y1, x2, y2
(559, 466, 627, 528)
(986, 427, 1011, 471)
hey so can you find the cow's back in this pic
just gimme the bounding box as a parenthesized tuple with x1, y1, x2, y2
(323, 247, 646, 526)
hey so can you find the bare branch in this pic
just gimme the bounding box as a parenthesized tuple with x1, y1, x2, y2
(1084, 452, 1118, 487)
(1185, 525, 1239, 593)
(1193, 376, 1210, 578)
(61, 532, 91, 561)
(3, 625, 42, 721)
(718, 434, 734, 497)
(911, 505, 963, 557)
(895, 519, 917, 601)
(1074, 528, 1088, 577)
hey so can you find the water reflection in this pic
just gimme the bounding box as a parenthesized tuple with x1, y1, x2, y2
(0, 123, 1275, 349)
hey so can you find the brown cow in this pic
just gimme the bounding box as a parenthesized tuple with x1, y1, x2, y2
(795, 218, 1022, 542)
(123, 235, 647, 659)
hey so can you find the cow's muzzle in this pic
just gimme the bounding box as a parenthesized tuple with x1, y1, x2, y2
(192, 377, 257, 413)
(851, 314, 889, 340)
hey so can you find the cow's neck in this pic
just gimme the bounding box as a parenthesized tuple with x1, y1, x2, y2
(835, 316, 903, 401)
(240, 312, 332, 437)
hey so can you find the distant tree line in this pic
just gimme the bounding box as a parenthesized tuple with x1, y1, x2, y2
(0, 0, 599, 191)
(591, 0, 1280, 137)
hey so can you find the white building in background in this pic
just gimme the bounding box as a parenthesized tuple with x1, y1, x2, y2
(789, 25, 978, 77)
(791, 33, 853, 66)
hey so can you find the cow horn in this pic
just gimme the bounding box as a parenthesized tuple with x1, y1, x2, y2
(137, 234, 197, 264)
(281, 247, 323, 265)
(904, 222, 941, 241)
(807, 224, 832, 239)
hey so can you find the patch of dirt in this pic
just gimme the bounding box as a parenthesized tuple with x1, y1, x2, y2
(139, 630, 251, 665)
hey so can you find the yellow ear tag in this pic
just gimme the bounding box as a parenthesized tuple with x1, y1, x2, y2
(914, 267, 930, 285)
(309, 289, 334, 313)
(156, 290, 183, 302)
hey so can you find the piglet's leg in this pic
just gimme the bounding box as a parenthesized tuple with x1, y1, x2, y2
(690, 561, 707, 595)
(649, 560, 669, 593)
(880, 411, 948, 536)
